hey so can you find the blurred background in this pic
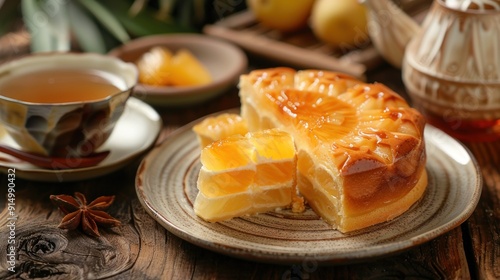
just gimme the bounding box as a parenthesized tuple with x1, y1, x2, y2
(0, 0, 247, 58)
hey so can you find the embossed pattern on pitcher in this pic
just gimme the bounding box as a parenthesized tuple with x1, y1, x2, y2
(403, 0, 500, 141)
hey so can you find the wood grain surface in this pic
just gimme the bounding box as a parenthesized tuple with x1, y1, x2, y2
(0, 59, 499, 279)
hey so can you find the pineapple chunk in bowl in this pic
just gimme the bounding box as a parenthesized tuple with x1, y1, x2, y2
(108, 34, 248, 106)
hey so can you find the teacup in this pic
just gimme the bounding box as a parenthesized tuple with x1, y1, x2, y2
(0, 52, 138, 158)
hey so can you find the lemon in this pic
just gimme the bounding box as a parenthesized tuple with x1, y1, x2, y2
(246, 0, 315, 32)
(310, 0, 369, 48)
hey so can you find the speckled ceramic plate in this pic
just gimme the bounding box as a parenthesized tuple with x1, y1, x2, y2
(135, 114, 482, 264)
(0, 97, 162, 182)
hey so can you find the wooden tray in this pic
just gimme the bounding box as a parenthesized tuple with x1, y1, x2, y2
(203, 0, 430, 79)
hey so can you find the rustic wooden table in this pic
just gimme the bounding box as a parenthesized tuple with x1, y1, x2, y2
(0, 51, 498, 279)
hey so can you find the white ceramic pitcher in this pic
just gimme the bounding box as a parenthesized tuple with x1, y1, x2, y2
(364, 0, 500, 141)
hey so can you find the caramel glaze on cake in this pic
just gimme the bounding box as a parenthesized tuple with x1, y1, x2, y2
(239, 67, 427, 232)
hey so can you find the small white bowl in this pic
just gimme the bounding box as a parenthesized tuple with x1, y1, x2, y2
(108, 34, 248, 106)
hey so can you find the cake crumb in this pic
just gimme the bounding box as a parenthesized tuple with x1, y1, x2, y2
(291, 196, 305, 213)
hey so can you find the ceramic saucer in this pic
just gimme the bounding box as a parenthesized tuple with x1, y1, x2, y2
(0, 97, 162, 182)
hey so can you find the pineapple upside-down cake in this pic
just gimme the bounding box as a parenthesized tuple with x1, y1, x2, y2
(194, 67, 427, 233)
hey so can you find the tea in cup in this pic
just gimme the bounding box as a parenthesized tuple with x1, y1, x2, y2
(0, 52, 138, 158)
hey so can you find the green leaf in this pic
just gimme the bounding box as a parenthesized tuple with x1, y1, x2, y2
(101, 0, 194, 37)
(67, 1, 106, 53)
(21, 0, 71, 52)
(22, 0, 51, 52)
(42, 0, 70, 51)
(77, 0, 130, 43)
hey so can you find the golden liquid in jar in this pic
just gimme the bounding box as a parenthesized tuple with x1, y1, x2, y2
(420, 107, 500, 142)
(0, 68, 123, 103)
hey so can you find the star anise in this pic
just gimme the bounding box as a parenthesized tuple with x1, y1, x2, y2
(50, 192, 121, 237)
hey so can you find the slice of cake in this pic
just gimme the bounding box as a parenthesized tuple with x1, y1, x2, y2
(239, 68, 427, 232)
(193, 128, 297, 222)
(192, 113, 248, 148)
